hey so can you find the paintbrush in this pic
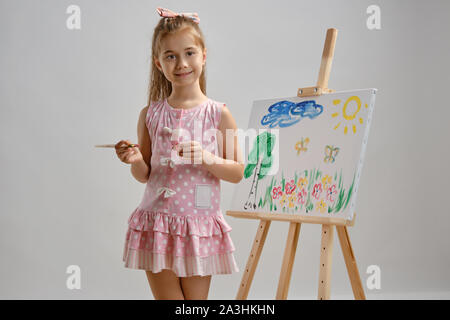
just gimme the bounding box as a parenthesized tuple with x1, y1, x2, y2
(95, 144, 139, 148)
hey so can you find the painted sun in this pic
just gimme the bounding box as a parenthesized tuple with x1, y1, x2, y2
(331, 96, 368, 134)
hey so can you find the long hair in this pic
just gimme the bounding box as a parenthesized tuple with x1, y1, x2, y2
(148, 15, 207, 106)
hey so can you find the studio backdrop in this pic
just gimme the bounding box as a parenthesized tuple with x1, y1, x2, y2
(1, 0, 449, 299)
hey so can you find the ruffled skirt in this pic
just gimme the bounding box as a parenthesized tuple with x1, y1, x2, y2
(122, 207, 239, 277)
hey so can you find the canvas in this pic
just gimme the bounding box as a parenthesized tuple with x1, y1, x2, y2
(230, 88, 377, 221)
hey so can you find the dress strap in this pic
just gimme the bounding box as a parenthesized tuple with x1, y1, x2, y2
(145, 100, 164, 129)
(212, 101, 226, 129)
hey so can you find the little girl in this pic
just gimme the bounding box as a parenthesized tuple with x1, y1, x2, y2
(115, 7, 244, 300)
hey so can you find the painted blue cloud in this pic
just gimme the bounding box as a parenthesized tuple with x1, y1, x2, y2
(260, 100, 323, 128)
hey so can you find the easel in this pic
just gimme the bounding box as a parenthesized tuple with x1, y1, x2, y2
(226, 28, 366, 300)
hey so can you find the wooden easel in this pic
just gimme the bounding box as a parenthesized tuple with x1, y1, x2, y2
(226, 28, 366, 300)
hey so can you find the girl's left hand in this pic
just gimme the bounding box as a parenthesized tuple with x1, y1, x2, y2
(176, 141, 204, 164)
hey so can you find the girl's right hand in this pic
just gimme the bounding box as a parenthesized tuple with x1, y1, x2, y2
(115, 139, 143, 164)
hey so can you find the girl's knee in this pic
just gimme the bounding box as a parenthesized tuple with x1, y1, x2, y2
(180, 275, 212, 300)
(145, 269, 185, 300)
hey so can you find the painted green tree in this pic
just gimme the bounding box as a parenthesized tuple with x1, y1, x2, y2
(243, 131, 276, 210)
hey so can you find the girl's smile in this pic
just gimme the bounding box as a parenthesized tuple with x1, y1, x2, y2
(175, 71, 193, 77)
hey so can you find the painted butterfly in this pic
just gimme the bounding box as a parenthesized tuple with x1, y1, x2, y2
(324, 145, 340, 163)
(295, 137, 310, 155)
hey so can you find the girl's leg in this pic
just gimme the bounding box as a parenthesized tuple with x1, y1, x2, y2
(180, 275, 212, 300)
(145, 269, 185, 300)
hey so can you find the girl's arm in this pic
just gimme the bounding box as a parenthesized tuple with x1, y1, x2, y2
(131, 106, 152, 183)
(202, 105, 244, 184)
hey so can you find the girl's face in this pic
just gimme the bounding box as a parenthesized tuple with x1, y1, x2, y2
(154, 28, 206, 88)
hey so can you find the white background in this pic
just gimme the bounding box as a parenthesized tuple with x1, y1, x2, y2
(1, 0, 449, 299)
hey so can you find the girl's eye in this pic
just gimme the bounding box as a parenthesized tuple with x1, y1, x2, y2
(166, 52, 195, 60)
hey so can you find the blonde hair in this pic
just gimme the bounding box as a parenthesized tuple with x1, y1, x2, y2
(148, 15, 207, 106)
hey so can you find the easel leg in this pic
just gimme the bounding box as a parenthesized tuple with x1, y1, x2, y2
(236, 220, 271, 300)
(276, 222, 301, 300)
(318, 224, 334, 300)
(336, 226, 366, 300)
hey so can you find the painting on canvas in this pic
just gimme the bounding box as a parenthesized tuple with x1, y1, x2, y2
(230, 88, 377, 221)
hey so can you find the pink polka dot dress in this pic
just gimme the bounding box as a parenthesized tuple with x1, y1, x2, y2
(122, 97, 239, 277)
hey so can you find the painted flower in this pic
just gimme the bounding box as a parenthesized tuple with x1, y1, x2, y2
(272, 186, 283, 199)
(297, 188, 307, 205)
(312, 183, 323, 200)
(326, 184, 337, 202)
(279, 194, 287, 207)
(288, 194, 297, 208)
(297, 177, 308, 190)
(322, 175, 332, 190)
(285, 179, 296, 195)
(316, 199, 327, 213)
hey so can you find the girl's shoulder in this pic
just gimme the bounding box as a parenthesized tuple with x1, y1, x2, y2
(208, 97, 226, 107)
(147, 99, 166, 111)
(145, 99, 166, 124)
(205, 98, 227, 128)
(211, 96, 234, 119)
